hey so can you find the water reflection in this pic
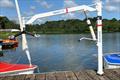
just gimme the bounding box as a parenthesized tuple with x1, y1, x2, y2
(103, 32, 120, 53)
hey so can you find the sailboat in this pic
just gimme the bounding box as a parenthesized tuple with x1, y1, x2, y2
(0, 61, 37, 75)
(0, 0, 37, 76)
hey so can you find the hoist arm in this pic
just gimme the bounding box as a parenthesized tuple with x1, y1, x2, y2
(26, 5, 96, 24)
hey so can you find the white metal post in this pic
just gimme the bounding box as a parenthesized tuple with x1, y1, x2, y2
(96, 0, 104, 75)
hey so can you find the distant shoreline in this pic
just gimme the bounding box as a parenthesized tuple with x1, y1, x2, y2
(0, 32, 120, 39)
(0, 16, 120, 36)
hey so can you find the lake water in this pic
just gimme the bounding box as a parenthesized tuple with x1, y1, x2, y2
(0, 33, 120, 73)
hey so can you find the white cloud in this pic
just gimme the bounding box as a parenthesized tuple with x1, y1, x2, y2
(30, 6, 36, 11)
(0, 15, 4, 17)
(114, 0, 120, 3)
(36, 0, 52, 9)
(0, 0, 14, 8)
(105, 5, 118, 12)
(104, 0, 120, 12)
(34, 18, 47, 24)
(64, 0, 77, 8)
(93, 0, 120, 12)
(62, 13, 76, 20)
(23, 6, 36, 16)
(23, 11, 34, 17)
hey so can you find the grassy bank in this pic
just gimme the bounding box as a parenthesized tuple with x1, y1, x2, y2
(0, 32, 17, 39)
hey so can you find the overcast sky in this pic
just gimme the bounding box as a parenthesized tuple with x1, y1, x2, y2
(0, 0, 120, 24)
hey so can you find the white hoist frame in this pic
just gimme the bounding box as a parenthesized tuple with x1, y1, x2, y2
(15, 0, 103, 75)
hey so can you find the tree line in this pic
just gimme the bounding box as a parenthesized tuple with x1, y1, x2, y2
(0, 16, 120, 34)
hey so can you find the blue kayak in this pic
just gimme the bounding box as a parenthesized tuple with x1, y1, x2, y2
(104, 53, 120, 65)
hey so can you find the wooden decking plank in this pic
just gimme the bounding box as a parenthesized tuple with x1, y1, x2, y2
(3, 75, 25, 80)
(115, 69, 120, 74)
(24, 74, 35, 80)
(55, 71, 67, 80)
(46, 72, 56, 80)
(85, 70, 101, 80)
(104, 69, 120, 80)
(0, 76, 13, 80)
(110, 69, 120, 79)
(0, 78, 4, 80)
(13, 75, 26, 80)
(85, 70, 111, 80)
(0, 76, 5, 80)
(113, 69, 120, 77)
(65, 71, 77, 80)
(35, 73, 46, 80)
(74, 70, 93, 80)
(98, 76, 110, 80)
(0, 69, 120, 80)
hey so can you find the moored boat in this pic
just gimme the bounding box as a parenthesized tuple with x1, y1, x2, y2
(0, 39, 18, 49)
(104, 53, 120, 69)
(0, 61, 37, 76)
(0, 0, 37, 76)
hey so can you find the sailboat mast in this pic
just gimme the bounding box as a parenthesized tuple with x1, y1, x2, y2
(15, 0, 32, 67)
(15, 0, 23, 31)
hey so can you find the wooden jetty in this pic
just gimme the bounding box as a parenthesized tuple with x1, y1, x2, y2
(0, 69, 120, 80)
